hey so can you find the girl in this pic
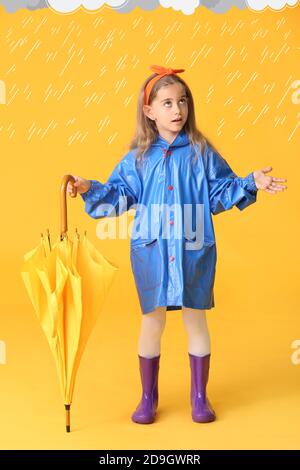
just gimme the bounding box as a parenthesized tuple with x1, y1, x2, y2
(67, 65, 287, 425)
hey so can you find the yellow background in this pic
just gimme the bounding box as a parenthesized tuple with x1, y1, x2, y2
(0, 4, 299, 449)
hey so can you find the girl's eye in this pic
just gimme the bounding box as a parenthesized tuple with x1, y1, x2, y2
(164, 98, 186, 106)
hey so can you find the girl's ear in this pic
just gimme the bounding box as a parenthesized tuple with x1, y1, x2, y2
(143, 104, 154, 121)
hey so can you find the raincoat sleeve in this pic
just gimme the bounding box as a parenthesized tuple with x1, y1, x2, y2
(80, 152, 141, 219)
(205, 146, 258, 215)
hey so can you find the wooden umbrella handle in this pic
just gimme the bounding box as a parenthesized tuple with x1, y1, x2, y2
(60, 175, 77, 240)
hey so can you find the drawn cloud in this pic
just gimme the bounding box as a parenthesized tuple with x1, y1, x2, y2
(246, 0, 298, 10)
(46, 0, 128, 14)
(0, 0, 298, 14)
(45, 0, 247, 15)
(159, 0, 200, 16)
(199, 0, 247, 14)
(159, 1, 247, 15)
(116, 0, 160, 14)
(0, 0, 47, 12)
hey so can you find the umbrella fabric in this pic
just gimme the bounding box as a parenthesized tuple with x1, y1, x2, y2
(21, 229, 118, 430)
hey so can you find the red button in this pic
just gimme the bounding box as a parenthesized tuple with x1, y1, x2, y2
(170, 255, 175, 261)
(167, 150, 171, 156)
(168, 185, 173, 190)
(169, 220, 174, 225)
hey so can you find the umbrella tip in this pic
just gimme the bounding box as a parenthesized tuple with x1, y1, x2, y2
(65, 404, 71, 433)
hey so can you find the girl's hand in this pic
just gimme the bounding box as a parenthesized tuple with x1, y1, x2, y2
(253, 167, 287, 194)
(66, 176, 91, 196)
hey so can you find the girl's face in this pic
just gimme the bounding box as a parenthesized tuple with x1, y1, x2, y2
(143, 82, 189, 138)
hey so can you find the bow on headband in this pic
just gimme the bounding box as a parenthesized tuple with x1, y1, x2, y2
(144, 65, 185, 106)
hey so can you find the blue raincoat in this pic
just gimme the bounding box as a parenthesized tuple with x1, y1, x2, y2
(81, 129, 258, 314)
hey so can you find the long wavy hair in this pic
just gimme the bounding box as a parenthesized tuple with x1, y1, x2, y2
(128, 72, 217, 163)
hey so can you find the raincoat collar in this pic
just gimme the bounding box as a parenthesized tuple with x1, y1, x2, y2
(152, 128, 190, 149)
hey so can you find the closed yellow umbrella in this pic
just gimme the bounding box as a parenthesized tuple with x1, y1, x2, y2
(21, 175, 118, 432)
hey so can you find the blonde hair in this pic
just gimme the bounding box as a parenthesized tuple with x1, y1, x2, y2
(128, 72, 217, 163)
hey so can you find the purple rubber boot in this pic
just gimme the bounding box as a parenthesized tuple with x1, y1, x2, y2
(188, 353, 216, 423)
(131, 354, 160, 424)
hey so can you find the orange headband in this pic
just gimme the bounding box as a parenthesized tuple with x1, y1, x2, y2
(144, 65, 185, 106)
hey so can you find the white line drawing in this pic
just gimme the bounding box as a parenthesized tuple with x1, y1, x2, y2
(252, 103, 269, 124)
(288, 119, 300, 142)
(277, 76, 293, 109)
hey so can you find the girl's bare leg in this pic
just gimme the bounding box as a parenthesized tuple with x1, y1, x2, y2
(138, 306, 167, 358)
(182, 307, 211, 356)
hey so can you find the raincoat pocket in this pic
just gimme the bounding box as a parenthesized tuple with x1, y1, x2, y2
(183, 238, 216, 288)
(130, 239, 162, 291)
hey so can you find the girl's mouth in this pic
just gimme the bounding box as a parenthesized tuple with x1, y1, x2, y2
(172, 118, 182, 122)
